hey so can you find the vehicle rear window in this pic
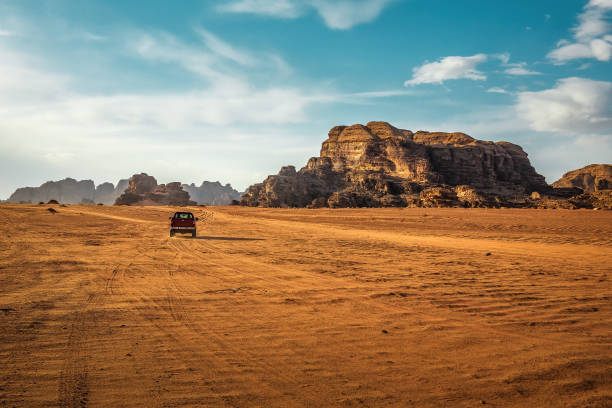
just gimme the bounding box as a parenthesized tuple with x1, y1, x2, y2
(173, 213, 194, 219)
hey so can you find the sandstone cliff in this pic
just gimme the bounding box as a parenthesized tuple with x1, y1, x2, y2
(182, 181, 241, 205)
(114, 173, 196, 206)
(241, 122, 548, 208)
(551, 164, 612, 193)
(8, 178, 129, 205)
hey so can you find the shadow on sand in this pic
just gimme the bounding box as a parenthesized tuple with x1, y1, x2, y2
(177, 235, 264, 241)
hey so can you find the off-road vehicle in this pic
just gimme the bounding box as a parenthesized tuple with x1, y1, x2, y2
(169, 212, 198, 237)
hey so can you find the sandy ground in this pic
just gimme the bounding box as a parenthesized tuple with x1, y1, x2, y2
(0, 204, 610, 408)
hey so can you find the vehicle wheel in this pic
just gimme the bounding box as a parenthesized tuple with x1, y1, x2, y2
(170, 230, 175, 237)
(192, 232, 196, 238)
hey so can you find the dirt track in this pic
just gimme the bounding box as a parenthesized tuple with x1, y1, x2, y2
(0, 204, 610, 407)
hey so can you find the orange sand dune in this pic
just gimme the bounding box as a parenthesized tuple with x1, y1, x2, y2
(0, 204, 610, 407)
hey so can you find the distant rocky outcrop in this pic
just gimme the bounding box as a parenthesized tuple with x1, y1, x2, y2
(8, 178, 129, 205)
(528, 164, 612, 210)
(182, 181, 241, 205)
(241, 121, 549, 208)
(551, 164, 612, 193)
(8, 174, 240, 207)
(114, 173, 196, 206)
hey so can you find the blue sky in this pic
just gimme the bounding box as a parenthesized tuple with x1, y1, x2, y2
(1, 0, 611, 198)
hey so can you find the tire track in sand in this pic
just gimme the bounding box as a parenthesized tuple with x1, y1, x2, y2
(58, 255, 134, 407)
(119, 238, 325, 407)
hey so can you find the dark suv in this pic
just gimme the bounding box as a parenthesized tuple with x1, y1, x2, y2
(169, 212, 198, 237)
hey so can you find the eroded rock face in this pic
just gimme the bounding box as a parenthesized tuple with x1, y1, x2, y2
(114, 173, 196, 206)
(182, 181, 241, 205)
(8, 178, 129, 205)
(552, 164, 612, 193)
(241, 121, 548, 208)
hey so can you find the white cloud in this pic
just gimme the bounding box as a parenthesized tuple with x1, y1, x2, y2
(487, 87, 508, 94)
(549, 38, 612, 62)
(588, 0, 612, 6)
(218, 0, 304, 18)
(503, 64, 542, 75)
(496, 55, 542, 75)
(548, 0, 612, 62)
(575, 1, 612, 40)
(404, 54, 487, 85)
(309, 0, 395, 29)
(217, 0, 395, 29)
(516, 77, 612, 133)
(549, 42, 599, 61)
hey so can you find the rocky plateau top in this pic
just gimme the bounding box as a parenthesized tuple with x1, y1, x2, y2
(241, 122, 611, 209)
(242, 122, 547, 208)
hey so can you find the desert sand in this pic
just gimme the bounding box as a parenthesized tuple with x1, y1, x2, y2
(0, 204, 610, 407)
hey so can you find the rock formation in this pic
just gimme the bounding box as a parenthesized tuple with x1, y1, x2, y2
(241, 121, 549, 208)
(8, 178, 129, 205)
(530, 164, 612, 210)
(551, 164, 612, 193)
(114, 173, 196, 206)
(8, 175, 239, 207)
(182, 181, 242, 205)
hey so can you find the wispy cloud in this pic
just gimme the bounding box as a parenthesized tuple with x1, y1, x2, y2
(548, 0, 612, 62)
(195, 28, 257, 66)
(81, 31, 107, 42)
(487, 87, 508, 94)
(494, 54, 542, 75)
(404, 54, 487, 85)
(217, 0, 396, 30)
(349, 89, 418, 98)
(503, 64, 542, 76)
(218, 0, 304, 18)
(310, 0, 396, 30)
